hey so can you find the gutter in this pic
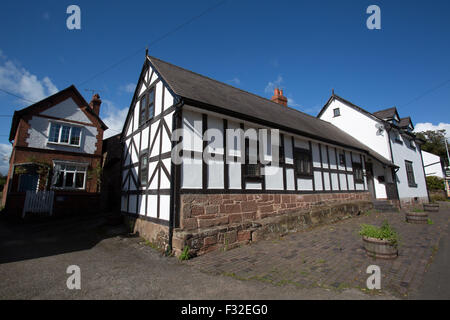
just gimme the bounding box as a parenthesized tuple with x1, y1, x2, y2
(168, 100, 184, 254)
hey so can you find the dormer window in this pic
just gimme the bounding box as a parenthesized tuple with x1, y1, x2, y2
(48, 122, 82, 147)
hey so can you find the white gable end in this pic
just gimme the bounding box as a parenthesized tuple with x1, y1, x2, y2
(319, 99, 391, 160)
(41, 97, 92, 124)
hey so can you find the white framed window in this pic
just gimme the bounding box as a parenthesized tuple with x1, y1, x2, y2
(48, 122, 82, 147)
(52, 161, 88, 190)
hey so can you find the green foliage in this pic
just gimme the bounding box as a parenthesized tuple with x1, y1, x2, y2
(426, 176, 445, 191)
(416, 130, 448, 166)
(179, 245, 191, 261)
(427, 219, 434, 225)
(359, 220, 399, 247)
(430, 193, 449, 202)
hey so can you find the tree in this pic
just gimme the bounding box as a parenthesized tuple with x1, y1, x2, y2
(416, 129, 449, 167)
(426, 176, 445, 191)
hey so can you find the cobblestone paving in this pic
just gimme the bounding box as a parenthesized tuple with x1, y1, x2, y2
(187, 208, 450, 298)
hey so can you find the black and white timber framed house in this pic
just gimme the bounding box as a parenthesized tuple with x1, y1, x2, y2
(121, 54, 396, 256)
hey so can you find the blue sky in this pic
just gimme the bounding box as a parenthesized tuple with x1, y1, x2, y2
(0, 0, 449, 173)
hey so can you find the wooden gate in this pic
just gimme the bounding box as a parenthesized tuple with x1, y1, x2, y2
(22, 191, 55, 218)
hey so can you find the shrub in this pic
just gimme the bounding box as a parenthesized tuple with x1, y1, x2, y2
(359, 220, 399, 247)
(430, 193, 449, 203)
(426, 176, 445, 191)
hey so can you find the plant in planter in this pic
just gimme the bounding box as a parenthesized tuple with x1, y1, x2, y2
(406, 208, 428, 224)
(359, 220, 399, 259)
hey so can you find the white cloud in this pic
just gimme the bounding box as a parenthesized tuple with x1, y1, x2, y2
(101, 99, 129, 139)
(414, 122, 450, 140)
(120, 83, 136, 93)
(264, 75, 283, 95)
(0, 143, 12, 175)
(287, 96, 302, 108)
(0, 51, 58, 103)
(229, 77, 240, 85)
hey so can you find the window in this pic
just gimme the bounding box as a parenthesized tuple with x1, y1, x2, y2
(406, 138, 416, 150)
(139, 153, 149, 186)
(353, 162, 364, 183)
(139, 87, 155, 125)
(293, 148, 312, 177)
(393, 131, 402, 144)
(244, 138, 262, 180)
(49, 123, 61, 142)
(333, 108, 340, 117)
(48, 123, 82, 146)
(405, 161, 417, 187)
(52, 163, 87, 190)
(339, 153, 346, 166)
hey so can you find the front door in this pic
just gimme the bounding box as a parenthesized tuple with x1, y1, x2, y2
(365, 162, 376, 199)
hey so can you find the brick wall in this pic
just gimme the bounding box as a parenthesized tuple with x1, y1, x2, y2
(173, 192, 372, 257)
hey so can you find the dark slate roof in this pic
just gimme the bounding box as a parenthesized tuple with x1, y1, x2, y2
(372, 107, 398, 120)
(399, 117, 413, 129)
(9, 85, 107, 141)
(148, 56, 395, 167)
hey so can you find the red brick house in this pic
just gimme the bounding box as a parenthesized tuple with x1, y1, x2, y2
(2, 85, 107, 218)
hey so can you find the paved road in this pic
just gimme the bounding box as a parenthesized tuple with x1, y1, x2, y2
(0, 214, 390, 300)
(410, 220, 450, 300)
(189, 209, 450, 298)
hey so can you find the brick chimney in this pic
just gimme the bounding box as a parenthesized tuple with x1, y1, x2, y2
(89, 94, 102, 115)
(271, 88, 288, 106)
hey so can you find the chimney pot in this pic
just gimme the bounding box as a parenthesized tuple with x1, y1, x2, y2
(271, 88, 288, 107)
(89, 94, 102, 115)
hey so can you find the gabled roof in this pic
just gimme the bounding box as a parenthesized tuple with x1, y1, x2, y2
(144, 56, 395, 167)
(372, 107, 400, 121)
(9, 85, 107, 141)
(399, 117, 414, 129)
(319, 93, 419, 138)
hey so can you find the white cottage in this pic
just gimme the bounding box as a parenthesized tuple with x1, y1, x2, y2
(121, 56, 395, 256)
(318, 94, 429, 207)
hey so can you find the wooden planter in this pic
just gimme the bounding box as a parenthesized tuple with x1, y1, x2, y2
(406, 211, 428, 224)
(423, 203, 439, 212)
(362, 236, 398, 259)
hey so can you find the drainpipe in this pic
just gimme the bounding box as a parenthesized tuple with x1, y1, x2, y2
(168, 100, 184, 254)
(386, 125, 401, 207)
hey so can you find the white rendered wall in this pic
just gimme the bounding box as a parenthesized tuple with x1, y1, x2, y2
(26, 97, 98, 154)
(389, 131, 428, 200)
(319, 99, 391, 160)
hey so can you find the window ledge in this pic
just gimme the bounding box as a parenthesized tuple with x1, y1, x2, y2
(51, 187, 86, 191)
(47, 141, 81, 148)
(244, 176, 264, 182)
(408, 183, 418, 188)
(296, 174, 314, 179)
